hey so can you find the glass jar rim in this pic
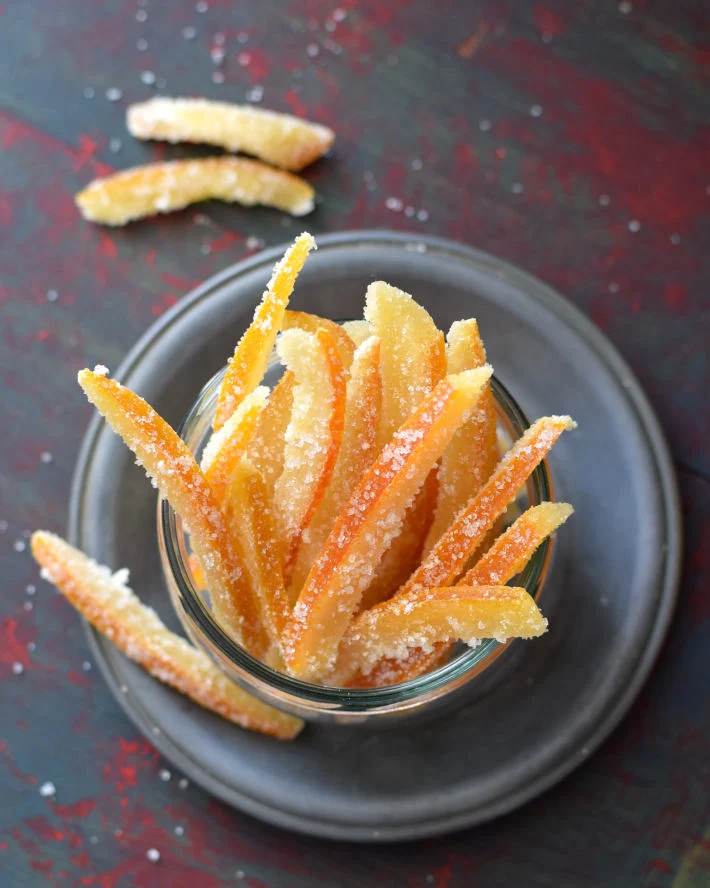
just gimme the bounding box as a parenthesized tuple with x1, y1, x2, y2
(159, 360, 553, 710)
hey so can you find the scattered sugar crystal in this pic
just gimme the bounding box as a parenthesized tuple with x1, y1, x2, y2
(511, 182, 524, 194)
(12, 662, 24, 675)
(246, 84, 264, 103)
(39, 781, 56, 797)
(245, 235, 264, 250)
(201, 242, 212, 254)
(404, 205, 415, 217)
(40, 451, 53, 464)
(109, 137, 122, 153)
(333, 8, 346, 21)
(529, 104, 543, 117)
(411, 158, 423, 170)
(178, 777, 189, 789)
(306, 42, 319, 57)
(27, 642, 36, 652)
(46, 288, 58, 302)
(237, 30, 249, 43)
(151, 726, 161, 736)
(196, 0, 208, 11)
(13, 539, 26, 552)
(598, 193, 611, 207)
(146, 848, 161, 863)
(385, 196, 403, 212)
(214, 31, 226, 45)
(93, 364, 109, 376)
(159, 768, 171, 781)
(137, 37, 148, 51)
(82, 660, 92, 671)
(89, 836, 99, 845)
(182, 26, 197, 39)
(120, 684, 129, 694)
(0, 520, 7, 533)
(135, 8, 147, 21)
(325, 20, 336, 32)
(174, 825, 185, 836)
(628, 219, 641, 232)
(212, 71, 225, 84)
(608, 282, 620, 293)
(106, 87, 123, 102)
(23, 601, 33, 612)
(140, 70, 157, 86)
(26, 584, 36, 595)
(619, 1, 632, 12)
(211, 47, 225, 65)
(669, 233, 681, 245)
(235, 871, 245, 881)
(479, 118, 492, 132)
(156, 77, 167, 89)
(387, 54, 398, 65)
(417, 209, 429, 222)
(83, 86, 95, 99)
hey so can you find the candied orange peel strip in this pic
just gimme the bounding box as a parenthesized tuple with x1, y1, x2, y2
(360, 500, 574, 687)
(425, 319, 498, 552)
(215, 232, 315, 429)
(224, 460, 291, 648)
(75, 158, 315, 227)
(395, 415, 576, 600)
(77, 368, 269, 658)
(282, 366, 493, 681)
(463, 501, 574, 585)
(364, 281, 445, 446)
(31, 532, 302, 740)
(289, 335, 382, 598)
(247, 371, 295, 498)
(201, 386, 268, 505)
(331, 585, 547, 685)
(127, 97, 335, 172)
(283, 310, 356, 369)
(341, 320, 372, 348)
(273, 328, 347, 576)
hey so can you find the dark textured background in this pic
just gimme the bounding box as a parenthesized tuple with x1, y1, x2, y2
(0, 1, 708, 885)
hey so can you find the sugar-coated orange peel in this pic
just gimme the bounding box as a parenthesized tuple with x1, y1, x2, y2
(341, 320, 372, 348)
(283, 310, 356, 369)
(395, 415, 576, 599)
(463, 501, 574, 585)
(75, 158, 315, 227)
(289, 335, 382, 598)
(273, 328, 347, 576)
(425, 319, 498, 552)
(282, 365, 492, 681)
(364, 281, 445, 445)
(201, 386, 268, 505)
(31, 532, 302, 740)
(215, 231, 315, 429)
(331, 585, 547, 685)
(360, 500, 574, 686)
(77, 367, 269, 659)
(247, 371, 295, 498)
(224, 460, 291, 650)
(127, 97, 335, 172)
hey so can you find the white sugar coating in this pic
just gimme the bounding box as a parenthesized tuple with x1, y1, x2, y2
(93, 364, 109, 376)
(200, 386, 268, 476)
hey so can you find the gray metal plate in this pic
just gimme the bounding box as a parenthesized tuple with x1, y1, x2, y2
(69, 231, 681, 841)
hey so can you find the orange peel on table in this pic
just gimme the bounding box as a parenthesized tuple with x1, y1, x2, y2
(425, 319, 499, 553)
(282, 365, 493, 682)
(331, 585, 548, 686)
(77, 367, 270, 660)
(273, 328, 348, 578)
(75, 158, 315, 227)
(31, 532, 303, 740)
(289, 335, 382, 598)
(215, 231, 315, 429)
(223, 460, 291, 649)
(127, 97, 335, 172)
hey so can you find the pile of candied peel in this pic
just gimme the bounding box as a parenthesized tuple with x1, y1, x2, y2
(32, 232, 575, 740)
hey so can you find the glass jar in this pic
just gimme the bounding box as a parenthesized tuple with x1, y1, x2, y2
(158, 347, 553, 725)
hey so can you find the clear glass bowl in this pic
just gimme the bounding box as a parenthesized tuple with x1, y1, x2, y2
(158, 347, 554, 725)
